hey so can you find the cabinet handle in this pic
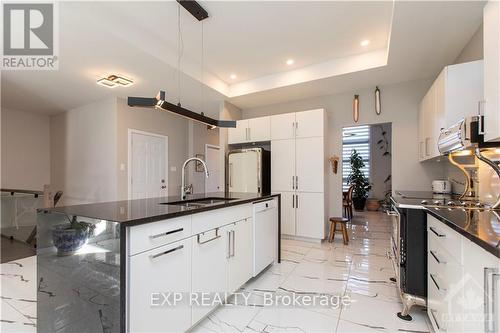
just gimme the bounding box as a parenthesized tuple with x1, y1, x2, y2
(429, 309, 441, 331)
(430, 250, 446, 264)
(150, 245, 183, 259)
(149, 228, 183, 239)
(429, 226, 445, 238)
(484, 267, 500, 333)
(197, 229, 221, 245)
(248, 127, 251, 141)
(296, 194, 299, 209)
(292, 194, 295, 208)
(296, 176, 299, 190)
(231, 230, 235, 257)
(478, 101, 485, 135)
(227, 230, 231, 258)
(292, 176, 295, 190)
(430, 273, 446, 292)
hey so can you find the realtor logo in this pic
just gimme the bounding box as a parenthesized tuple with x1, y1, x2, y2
(2, 2, 58, 69)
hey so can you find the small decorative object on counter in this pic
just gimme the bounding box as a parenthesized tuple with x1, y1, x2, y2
(366, 198, 381, 211)
(353, 95, 360, 122)
(52, 216, 95, 256)
(329, 155, 339, 174)
(375, 86, 381, 115)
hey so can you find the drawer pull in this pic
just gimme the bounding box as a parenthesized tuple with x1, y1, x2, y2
(430, 273, 446, 292)
(429, 309, 441, 331)
(150, 245, 183, 259)
(149, 227, 184, 239)
(197, 229, 221, 245)
(429, 226, 446, 238)
(430, 250, 447, 264)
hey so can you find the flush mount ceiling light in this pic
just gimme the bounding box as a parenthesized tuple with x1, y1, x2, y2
(97, 74, 133, 88)
(128, 1, 235, 129)
(360, 39, 370, 47)
(230, 74, 237, 80)
(286, 59, 294, 66)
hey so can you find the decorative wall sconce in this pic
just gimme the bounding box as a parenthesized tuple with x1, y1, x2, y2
(375, 86, 381, 115)
(353, 95, 360, 122)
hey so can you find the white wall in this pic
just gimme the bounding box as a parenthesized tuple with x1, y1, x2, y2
(454, 24, 483, 64)
(188, 121, 219, 194)
(51, 99, 117, 205)
(1, 108, 51, 190)
(241, 78, 445, 216)
(218, 101, 242, 192)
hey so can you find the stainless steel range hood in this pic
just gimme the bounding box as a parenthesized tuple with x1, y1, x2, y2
(438, 116, 481, 154)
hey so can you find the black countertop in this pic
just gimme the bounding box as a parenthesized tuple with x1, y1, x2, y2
(426, 207, 500, 258)
(391, 191, 500, 258)
(45, 192, 279, 226)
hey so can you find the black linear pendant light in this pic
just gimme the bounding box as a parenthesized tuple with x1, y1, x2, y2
(128, 1, 236, 129)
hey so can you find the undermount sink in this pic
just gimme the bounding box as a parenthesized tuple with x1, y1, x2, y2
(159, 197, 238, 208)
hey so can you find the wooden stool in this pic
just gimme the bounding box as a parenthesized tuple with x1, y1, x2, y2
(329, 217, 349, 245)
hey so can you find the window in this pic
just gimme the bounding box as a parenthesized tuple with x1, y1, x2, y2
(342, 125, 370, 191)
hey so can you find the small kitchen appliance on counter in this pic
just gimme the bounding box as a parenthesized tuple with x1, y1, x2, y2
(431, 180, 451, 194)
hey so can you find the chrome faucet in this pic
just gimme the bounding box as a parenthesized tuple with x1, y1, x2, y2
(181, 157, 209, 200)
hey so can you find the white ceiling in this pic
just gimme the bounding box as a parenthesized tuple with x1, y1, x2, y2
(1, 1, 485, 116)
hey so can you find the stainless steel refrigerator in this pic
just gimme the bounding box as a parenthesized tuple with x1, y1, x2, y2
(227, 148, 270, 195)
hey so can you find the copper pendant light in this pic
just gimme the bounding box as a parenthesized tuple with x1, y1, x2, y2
(353, 95, 360, 122)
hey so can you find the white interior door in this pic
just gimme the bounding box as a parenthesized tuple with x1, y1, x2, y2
(129, 130, 168, 199)
(205, 144, 222, 193)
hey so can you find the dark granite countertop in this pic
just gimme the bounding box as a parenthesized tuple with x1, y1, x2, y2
(426, 207, 500, 258)
(44, 192, 279, 226)
(391, 191, 454, 209)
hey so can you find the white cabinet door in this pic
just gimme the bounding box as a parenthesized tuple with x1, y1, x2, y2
(271, 139, 295, 191)
(484, 1, 500, 142)
(461, 238, 500, 333)
(270, 113, 296, 140)
(279, 191, 296, 236)
(248, 116, 271, 142)
(295, 109, 324, 138)
(225, 218, 253, 293)
(296, 192, 324, 239)
(253, 200, 278, 276)
(191, 228, 227, 324)
(296, 137, 324, 192)
(129, 238, 192, 333)
(228, 120, 249, 144)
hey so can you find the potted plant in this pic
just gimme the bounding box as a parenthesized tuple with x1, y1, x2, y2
(347, 149, 372, 211)
(52, 216, 95, 256)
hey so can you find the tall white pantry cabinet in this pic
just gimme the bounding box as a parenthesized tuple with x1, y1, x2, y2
(270, 109, 327, 240)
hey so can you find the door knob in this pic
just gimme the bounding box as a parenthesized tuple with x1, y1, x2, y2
(161, 185, 166, 189)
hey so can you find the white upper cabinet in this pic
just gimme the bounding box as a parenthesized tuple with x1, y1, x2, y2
(484, 0, 500, 142)
(228, 120, 248, 144)
(418, 60, 484, 161)
(295, 109, 324, 138)
(228, 117, 271, 144)
(248, 117, 271, 142)
(271, 139, 295, 191)
(270, 112, 296, 140)
(295, 137, 324, 192)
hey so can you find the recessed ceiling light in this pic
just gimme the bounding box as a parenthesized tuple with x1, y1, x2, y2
(230, 74, 237, 80)
(286, 59, 294, 66)
(360, 40, 370, 47)
(97, 74, 133, 88)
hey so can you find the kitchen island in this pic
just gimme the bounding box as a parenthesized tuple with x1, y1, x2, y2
(37, 192, 280, 333)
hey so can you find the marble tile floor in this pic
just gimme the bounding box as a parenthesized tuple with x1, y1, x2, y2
(0, 211, 433, 333)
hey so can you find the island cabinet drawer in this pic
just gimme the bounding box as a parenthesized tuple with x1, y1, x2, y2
(191, 204, 252, 234)
(128, 216, 191, 256)
(427, 214, 462, 263)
